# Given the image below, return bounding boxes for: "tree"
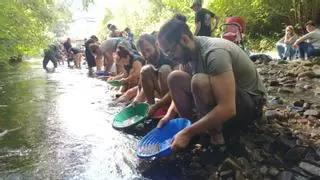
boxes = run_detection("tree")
[0,0,72,67]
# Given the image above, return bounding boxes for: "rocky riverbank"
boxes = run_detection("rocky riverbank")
[137,58,320,180]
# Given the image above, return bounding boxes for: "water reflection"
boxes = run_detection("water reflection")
[0,60,144,179]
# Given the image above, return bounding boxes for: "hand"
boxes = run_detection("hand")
[107,76,114,81]
[147,104,158,117]
[157,115,171,128]
[171,130,192,152]
[293,42,299,49]
[119,78,126,84]
[129,100,139,107]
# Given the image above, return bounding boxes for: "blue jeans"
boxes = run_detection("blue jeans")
[298,42,320,59]
[276,43,296,60]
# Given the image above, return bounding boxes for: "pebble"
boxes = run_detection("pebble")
[265,110,278,120]
[304,109,319,117]
[268,167,280,176]
[278,87,294,93]
[303,103,311,110]
[269,97,283,105]
[304,85,312,90]
[293,100,305,107]
[259,165,268,175]
[270,80,280,87]
[299,162,320,176]
[283,83,296,88]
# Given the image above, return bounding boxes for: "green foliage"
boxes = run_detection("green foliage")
[98,0,319,51]
[0,0,71,68]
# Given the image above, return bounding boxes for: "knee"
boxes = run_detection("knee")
[191,73,209,94]
[158,65,172,75]
[140,65,155,77]
[167,70,190,88]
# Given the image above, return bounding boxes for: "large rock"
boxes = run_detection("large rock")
[304,109,319,118]
[298,71,318,79]
[299,162,320,176]
[278,87,294,93]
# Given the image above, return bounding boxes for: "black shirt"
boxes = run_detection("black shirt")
[195,8,215,36]
[124,54,145,73]
[154,51,177,70]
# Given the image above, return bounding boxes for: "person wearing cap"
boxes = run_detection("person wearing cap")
[293,20,320,59]
[156,16,266,152]
[131,33,178,116]
[191,0,220,37]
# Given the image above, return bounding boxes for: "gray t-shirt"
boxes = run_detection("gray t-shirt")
[304,28,320,49]
[189,37,266,96]
[99,38,121,55]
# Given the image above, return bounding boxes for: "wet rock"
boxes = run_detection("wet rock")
[278,87,294,93]
[268,167,280,176]
[293,100,305,107]
[270,97,284,105]
[284,146,309,164]
[278,77,289,82]
[265,110,278,120]
[267,87,278,93]
[304,110,319,118]
[304,85,312,90]
[295,83,304,88]
[269,70,278,75]
[298,71,317,79]
[270,80,280,87]
[299,162,320,176]
[294,87,305,93]
[276,171,293,180]
[303,103,311,110]
[283,83,296,88]
[259,165,268,175]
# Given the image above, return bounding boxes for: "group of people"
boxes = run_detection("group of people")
[81,0,266,152]
[276,20,320,60]
[42,38,84,71]
[43,0,319,153]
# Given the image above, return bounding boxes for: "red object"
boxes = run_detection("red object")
[225,16,246,33]
[152,107,168,119]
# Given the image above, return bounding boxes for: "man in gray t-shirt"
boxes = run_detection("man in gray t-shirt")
[294,20,320,59]
[157,17,266,152]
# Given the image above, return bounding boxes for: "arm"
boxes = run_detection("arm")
[294,32,312,46]
[157,100,178,128]
[194,21,201,36]
[183,71,236,136]
[152,92,171,109]
[212,15,220,31]
[121,61,142,83]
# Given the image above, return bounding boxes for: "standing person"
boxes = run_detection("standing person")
[85,35,99,74]
[156,16,266,151]
[107,24,121,38]
[132,34,177,117]
[191,0,220,37]
[276,25,299,60]
[43,44,58,71]
[293,20,320,60]
[63,38,73,67]
[124,27,134,44]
